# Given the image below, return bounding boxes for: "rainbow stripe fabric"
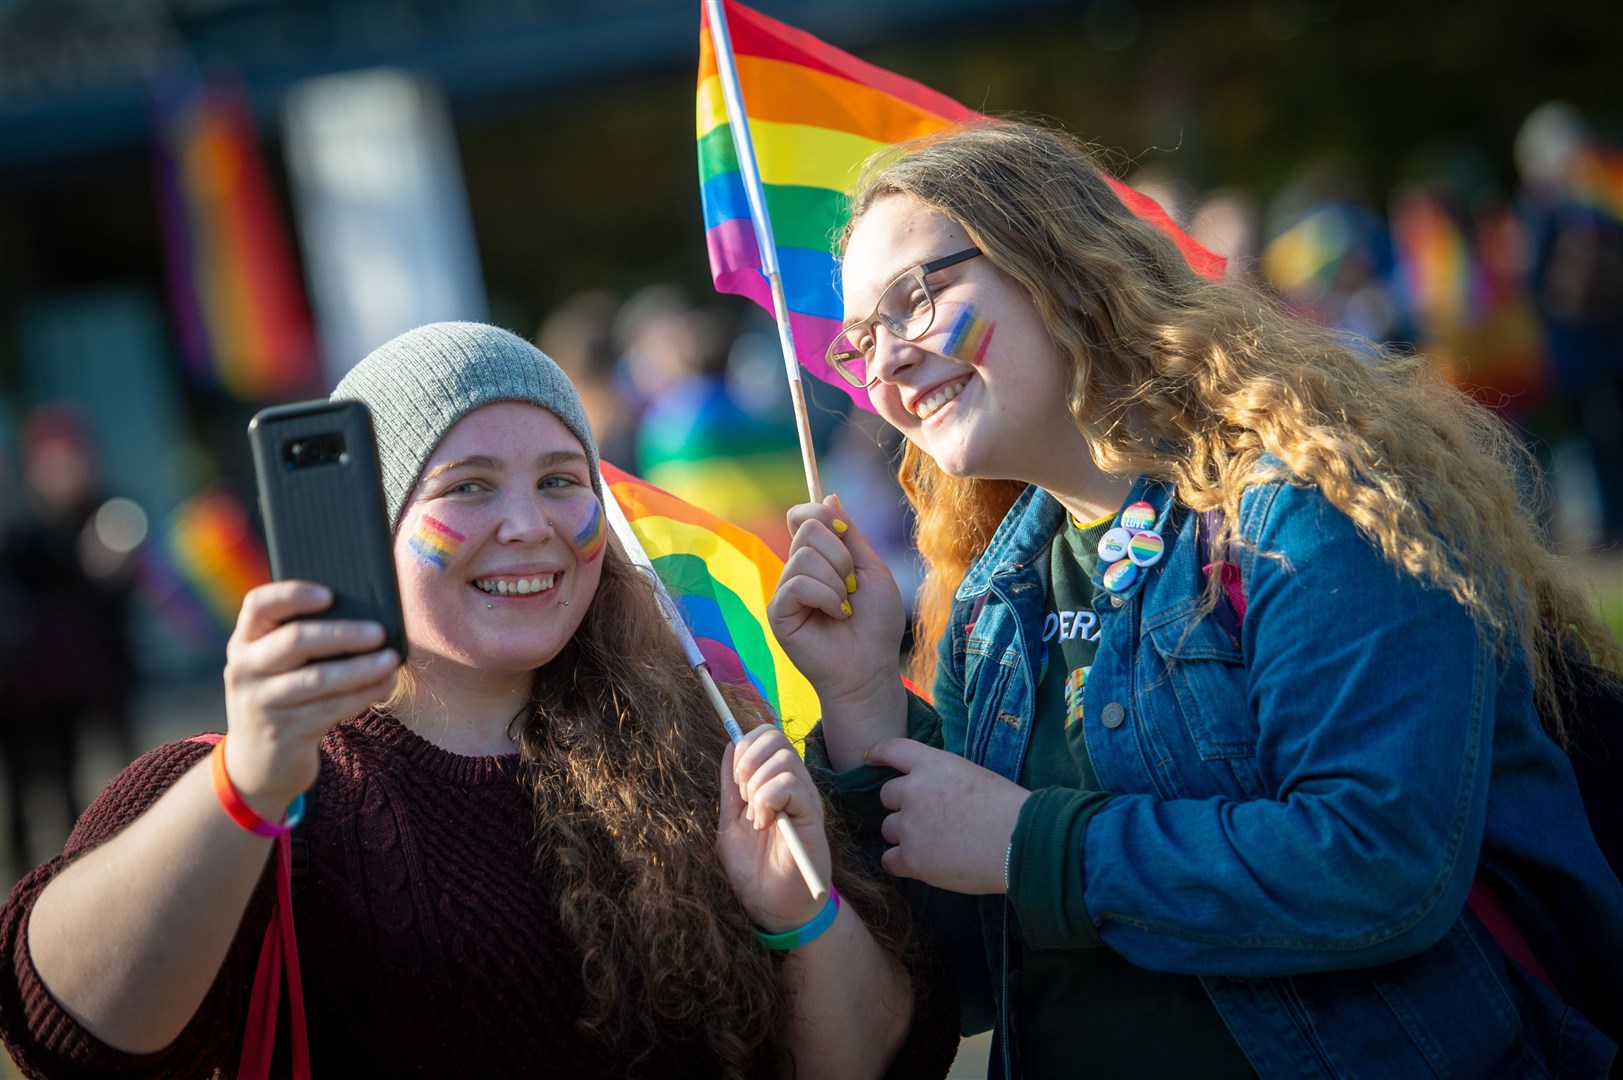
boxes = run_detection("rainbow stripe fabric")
[164,485,272,630]
[153,76,320,401]
[602,461,819,747]
[697,0,1227,411]
[1572,141,1623,224]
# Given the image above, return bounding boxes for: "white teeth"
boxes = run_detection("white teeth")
[916,379,966,420]
[474,574,553,596]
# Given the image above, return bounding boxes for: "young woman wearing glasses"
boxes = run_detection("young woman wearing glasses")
[762,120,1623,1078]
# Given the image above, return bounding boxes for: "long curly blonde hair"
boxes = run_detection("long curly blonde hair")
[843,119,1616,735]
[512,541,916,1077]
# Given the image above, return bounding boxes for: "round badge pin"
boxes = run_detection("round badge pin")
[1102,557,1139,593]
[1097,527,1132,562]
[1119,500,1157,532]
[1127,530,1165,567]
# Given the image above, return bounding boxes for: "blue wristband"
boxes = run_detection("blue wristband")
[754,886,841,951]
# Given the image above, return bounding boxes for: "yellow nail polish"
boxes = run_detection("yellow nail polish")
[845,574,858,594]
[840,599,852,617]
[832,518,848,535]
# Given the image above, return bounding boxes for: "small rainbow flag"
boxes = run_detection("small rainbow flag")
[1391,186,1479,334]
[153,75,320,401]
[165,485,273,630]
[601,460,818,747]
[1571,140,1623,224]
[697,0,1226,411]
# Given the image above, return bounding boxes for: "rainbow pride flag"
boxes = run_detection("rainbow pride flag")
[602,461,818,746]
[697,0,1227,411]
[153,75,320,400]
[164,485,272,630]
[1391,186,1479,334]
[1572,140,1623,224]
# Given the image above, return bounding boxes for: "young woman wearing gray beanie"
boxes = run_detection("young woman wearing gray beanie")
[0,322,958,1078]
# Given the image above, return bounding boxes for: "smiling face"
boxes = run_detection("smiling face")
[393,402,605,684]
[842,193,1086,485]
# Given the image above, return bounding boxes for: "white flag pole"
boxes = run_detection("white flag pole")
[602,475,828,902]
[705,0,823,504]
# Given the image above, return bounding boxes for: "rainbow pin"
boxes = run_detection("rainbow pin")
[941,308,995,364]
[408,516,464,570]
[1127,530,1165,567]
[1119,501,1157,531]
[1102,558,1138,593]
[1064,666,1089,729]
[1097,527,1133,562]
[573,499,606,563]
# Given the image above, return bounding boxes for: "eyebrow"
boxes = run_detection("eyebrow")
[841,261,917,328]
[420,448,589,484]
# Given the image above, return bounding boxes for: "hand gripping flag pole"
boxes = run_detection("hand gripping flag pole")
[702,0,823,504]
[603,472,829,902]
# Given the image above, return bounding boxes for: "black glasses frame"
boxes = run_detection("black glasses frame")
[827,247,982,388]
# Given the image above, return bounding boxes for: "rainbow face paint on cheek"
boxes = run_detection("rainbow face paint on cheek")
[940,306,995,364]
[408,515,464,570]
[571,499,606,563]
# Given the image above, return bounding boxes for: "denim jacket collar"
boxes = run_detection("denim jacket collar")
[955,474,1177,605]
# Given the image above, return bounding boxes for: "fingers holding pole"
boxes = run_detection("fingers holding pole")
[699,665,829,902]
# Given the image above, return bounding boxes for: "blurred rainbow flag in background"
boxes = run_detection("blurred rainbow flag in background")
[696,0,1226,412]
[163,485,271,631]
[1572,141,1623,223]
[602,461,818,746]
[1391,186,1479,335]
[153,75,320,401]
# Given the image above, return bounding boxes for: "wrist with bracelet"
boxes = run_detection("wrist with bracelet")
[209,736,306,837]
[754,886,841,951]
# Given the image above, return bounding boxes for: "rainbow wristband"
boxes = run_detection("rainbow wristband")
[209,736,305,838]
[754,886,841,951]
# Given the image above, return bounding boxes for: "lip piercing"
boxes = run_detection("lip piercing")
[560,600,569,607]
[486,602,493,609]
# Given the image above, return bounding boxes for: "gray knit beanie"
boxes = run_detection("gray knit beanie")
[332,321,601,532]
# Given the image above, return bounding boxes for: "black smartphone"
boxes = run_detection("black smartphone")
[248,399,407,661]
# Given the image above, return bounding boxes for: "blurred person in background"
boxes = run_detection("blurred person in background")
[771,120,1623,1078]
[1518,102,1623,548]
[535,288,638,469]
[623,284,805,554]
[0,323,957,1079]
[0,403,138,883]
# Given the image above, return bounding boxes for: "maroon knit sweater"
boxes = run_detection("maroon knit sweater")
[0,712,959,1078]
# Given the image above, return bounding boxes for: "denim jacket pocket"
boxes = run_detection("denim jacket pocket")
[1144,610,1261,791]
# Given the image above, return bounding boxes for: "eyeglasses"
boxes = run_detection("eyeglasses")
[826,247,982,388]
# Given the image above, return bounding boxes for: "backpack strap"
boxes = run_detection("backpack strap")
[1195,515,1560,999]
[187,734,311,1080]
[1198,510,1247,633]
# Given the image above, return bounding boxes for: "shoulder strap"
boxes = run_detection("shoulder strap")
[1198,510,1247,631]
[186,734,311,1079]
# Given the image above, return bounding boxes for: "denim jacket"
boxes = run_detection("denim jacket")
[809,473,1623,1079]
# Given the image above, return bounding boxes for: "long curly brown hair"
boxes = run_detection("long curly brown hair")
[844,119,1617,734]
[512,540,917,1077]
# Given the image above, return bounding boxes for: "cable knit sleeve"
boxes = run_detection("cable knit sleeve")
[0,735,278,1079]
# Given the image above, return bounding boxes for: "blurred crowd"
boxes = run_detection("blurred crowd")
[3,99,1620,885]
[1173,101,1623,547]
